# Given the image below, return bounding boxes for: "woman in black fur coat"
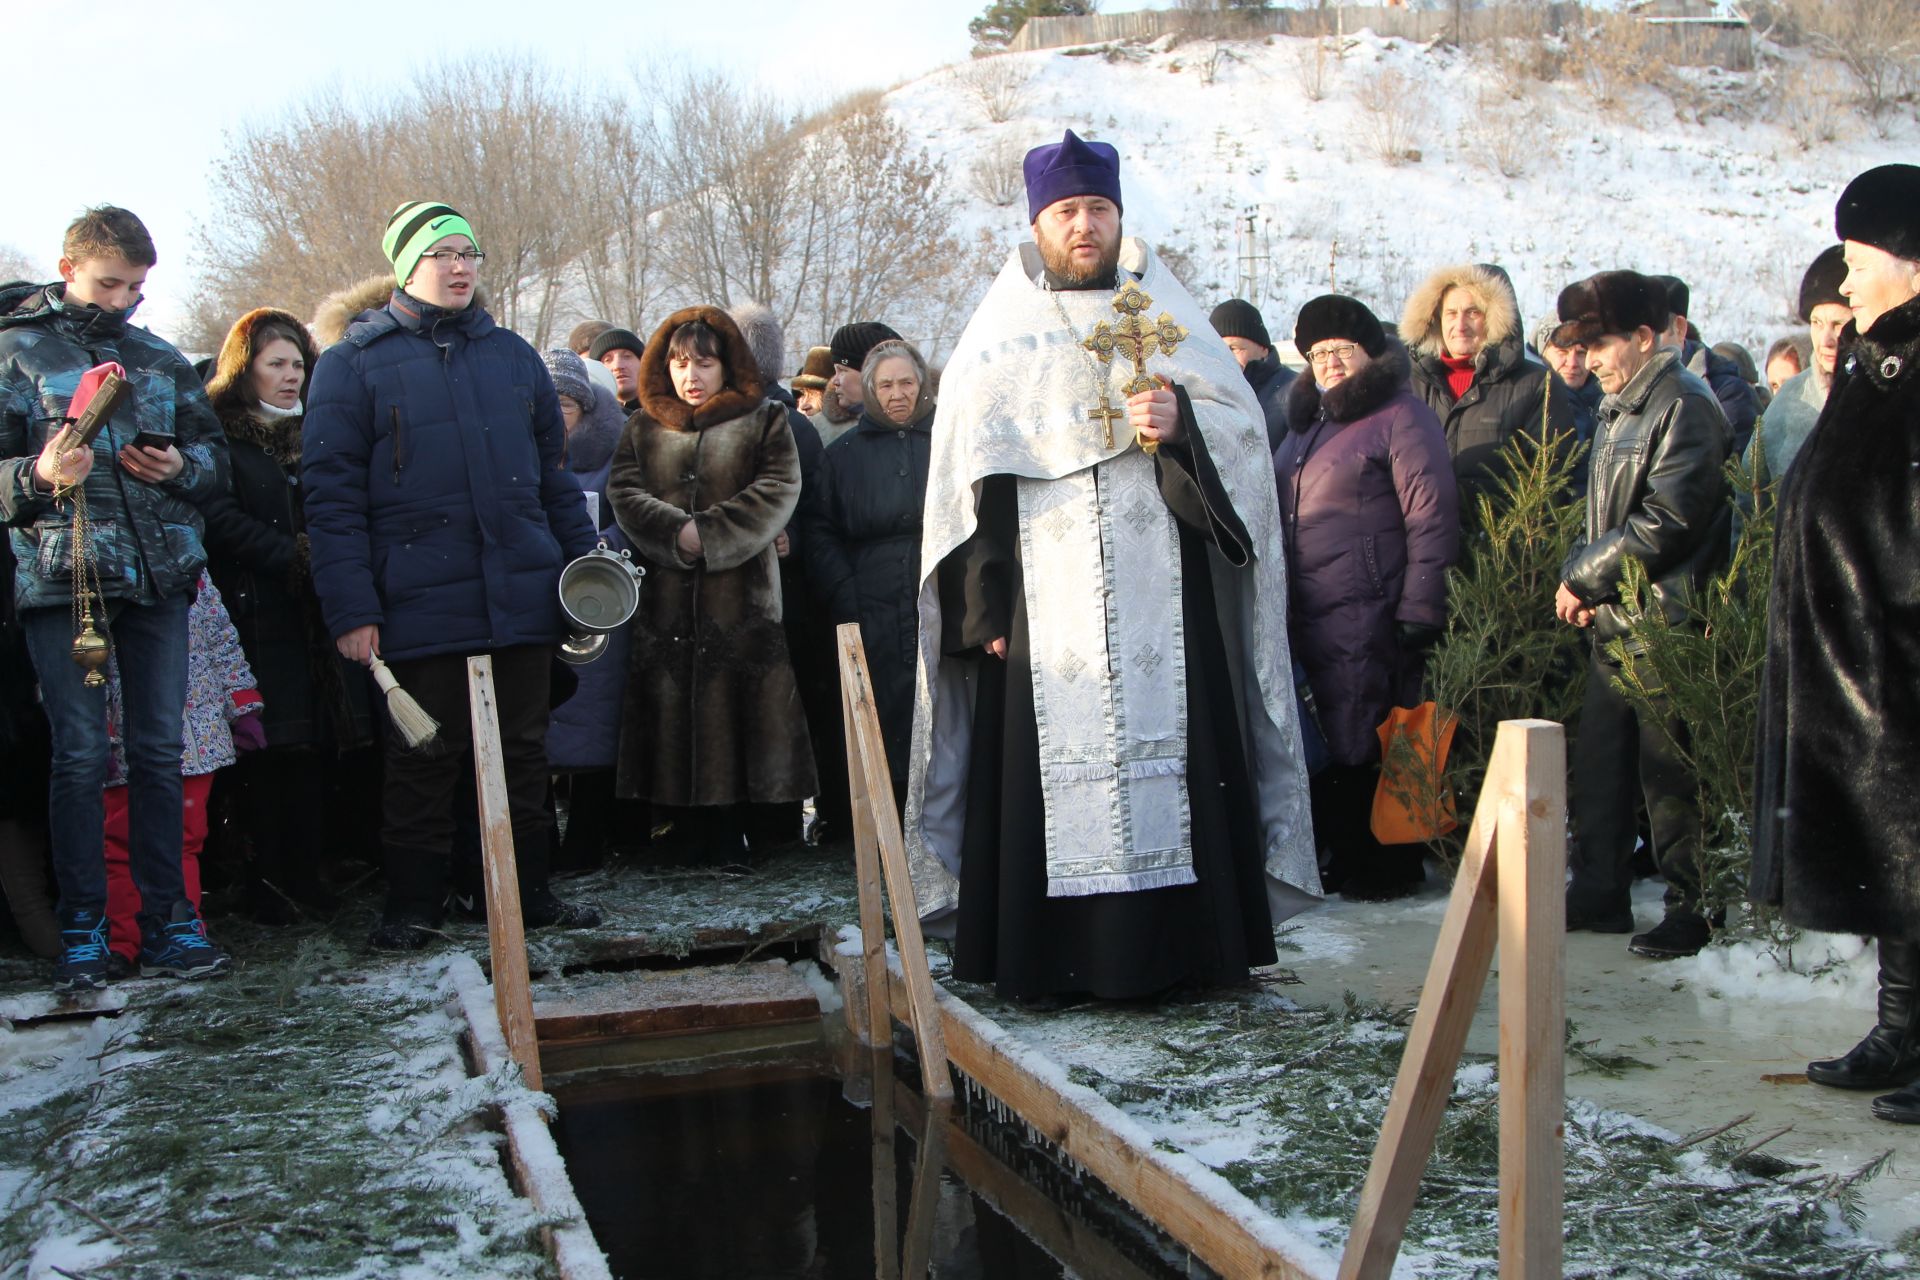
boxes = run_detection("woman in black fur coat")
[1752,164,1920,1124]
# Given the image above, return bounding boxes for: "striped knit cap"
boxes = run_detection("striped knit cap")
[382,201,479,289]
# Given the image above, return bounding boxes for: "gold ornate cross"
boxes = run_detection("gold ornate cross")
[1082,279,1190,452]
[1085,395,1125,449]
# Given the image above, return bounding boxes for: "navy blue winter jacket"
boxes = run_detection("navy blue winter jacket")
[301,292,598,662]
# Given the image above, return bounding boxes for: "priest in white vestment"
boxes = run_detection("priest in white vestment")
[903,130,1322,1002]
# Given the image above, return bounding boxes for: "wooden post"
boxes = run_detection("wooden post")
[868,1047,901,1280]
[1497,721,1566,1280]
[841,651,893,1049]
[901,1100,950,1279]
[837,624,953,1102]
[1339,719,1566,1280]
[467,655,542,1093]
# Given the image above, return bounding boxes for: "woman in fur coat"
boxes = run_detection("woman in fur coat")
[200,307,374,919]
[1752,165,1920,1124]
[1275,295,1459,900]
[607,306,817,859]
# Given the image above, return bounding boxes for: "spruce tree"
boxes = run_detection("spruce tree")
[969,0,1099,54]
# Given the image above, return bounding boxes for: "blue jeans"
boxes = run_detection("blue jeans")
[20,593,190,931]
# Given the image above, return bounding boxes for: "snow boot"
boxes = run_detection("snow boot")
[1871,1078,1920,1123]
[1627,910,1711,959]
[138,900,232,980]
[53,909,111,992]
[1565,893,1636,934]
[523,887,601,930]
[1808,939,1920,1090]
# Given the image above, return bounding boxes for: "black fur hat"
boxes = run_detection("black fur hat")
[1835,164,1920,262]
[1293,294,1387,361]
[1551,270,1670,349]
[1798,245,1848,321]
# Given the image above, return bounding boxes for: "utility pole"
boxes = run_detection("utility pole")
[1235,211,1267,300]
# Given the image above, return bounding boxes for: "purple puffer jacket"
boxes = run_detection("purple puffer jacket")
[1274,342,1460,766]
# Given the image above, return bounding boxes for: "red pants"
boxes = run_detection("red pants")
[104,773,209,961]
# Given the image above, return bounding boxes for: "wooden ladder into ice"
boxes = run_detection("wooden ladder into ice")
[837,620,1566,1279]
[1340,718,1568,1280]
[836,623,953,1103]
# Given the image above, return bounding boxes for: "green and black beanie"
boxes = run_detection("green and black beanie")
[382,201,479,288]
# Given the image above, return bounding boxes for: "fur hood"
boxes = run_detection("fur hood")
[1286,339,1414,428]
[205,307,313,420]
[311,273,491,348]
[1399,263,1520,358]
[636,305,766,431]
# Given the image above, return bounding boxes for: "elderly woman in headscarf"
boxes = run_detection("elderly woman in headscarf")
[800,338,935,800]
[541,348,633,871]
[1753,165,1920,1126]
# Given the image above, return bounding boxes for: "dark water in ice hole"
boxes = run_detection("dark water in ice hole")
[551,1066,1215,1280]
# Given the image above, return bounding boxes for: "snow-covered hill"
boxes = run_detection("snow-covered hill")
[882,28,1906,361]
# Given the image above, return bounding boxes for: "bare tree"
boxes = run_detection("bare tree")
[189,55,602,350]
[576,90,667,331]
[1356,68,1425,166]
[0,243,45,284]
[967,137,1027,208]
[1786,0,1919,127]
[957,57,1034,124]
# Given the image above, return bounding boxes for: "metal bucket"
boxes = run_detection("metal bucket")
[557,542,644,664]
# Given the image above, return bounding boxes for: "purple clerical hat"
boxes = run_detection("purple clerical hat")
[1023,129,1123,223]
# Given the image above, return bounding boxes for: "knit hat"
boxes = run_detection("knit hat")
[830,321,901,371]
[383,201,478,289]
[1293,294,1388,361]
[1836,164,1920,261]
[1797,245,1848,321]
[1651,274,1690,321]
[1209,299,1272,350]
[1532,315,1566,353]
[1551,270,1670,349]
[588,327,645,363]
[541,348,596,412]
[1023,129,1123,223]
[793,345,833,390]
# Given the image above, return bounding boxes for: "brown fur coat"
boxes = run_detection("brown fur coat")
[607,306,817,806]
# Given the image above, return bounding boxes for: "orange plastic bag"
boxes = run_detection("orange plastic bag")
[1370,702,1460,845]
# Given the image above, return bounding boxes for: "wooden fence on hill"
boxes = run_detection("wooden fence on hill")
[1008,3,1754,72]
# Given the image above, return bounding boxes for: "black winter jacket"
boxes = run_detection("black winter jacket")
[1560,351,1730,648]
[201,407,373,748]
[1409,336,1571,501]
[1681,338,1758,460]
[800,407,933,780]
[1243,349,1296,453]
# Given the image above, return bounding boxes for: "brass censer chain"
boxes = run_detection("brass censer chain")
[53,445,109,687]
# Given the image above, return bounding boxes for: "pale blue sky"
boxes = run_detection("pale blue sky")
[6,0,1154,332]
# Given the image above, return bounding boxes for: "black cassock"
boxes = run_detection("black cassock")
[936,405,1278,1001]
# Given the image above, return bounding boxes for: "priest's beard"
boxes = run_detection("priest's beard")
[1036,224,1122,290]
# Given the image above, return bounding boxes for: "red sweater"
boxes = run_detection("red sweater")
[1440,352,1476,401]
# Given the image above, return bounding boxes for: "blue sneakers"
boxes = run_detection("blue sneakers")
[53,910,112,992]
[137,900,232,980]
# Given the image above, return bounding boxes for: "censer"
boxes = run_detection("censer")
[53,366,131,688]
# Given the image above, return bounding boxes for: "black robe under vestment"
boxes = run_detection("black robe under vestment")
[935,390,1278,1001]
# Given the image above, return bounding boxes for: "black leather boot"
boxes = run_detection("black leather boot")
[1871,1078,1920,1123]
[1807,939,1920,1089]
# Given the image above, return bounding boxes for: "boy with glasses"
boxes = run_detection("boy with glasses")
[303,200,603,950]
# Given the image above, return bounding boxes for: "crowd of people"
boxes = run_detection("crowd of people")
[1,147,1916,1124]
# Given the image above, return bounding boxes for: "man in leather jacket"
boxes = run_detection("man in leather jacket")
[1550,270,1731,960]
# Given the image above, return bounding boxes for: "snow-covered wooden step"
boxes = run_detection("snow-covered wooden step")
[532,960,820,1045]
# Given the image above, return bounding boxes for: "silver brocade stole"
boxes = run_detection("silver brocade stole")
[1016,447,1195,897]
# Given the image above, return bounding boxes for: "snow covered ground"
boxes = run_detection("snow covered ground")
[878,28,1905,363]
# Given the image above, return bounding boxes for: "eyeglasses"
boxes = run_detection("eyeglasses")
[421,249,485,265]
[1306,343,1360,367]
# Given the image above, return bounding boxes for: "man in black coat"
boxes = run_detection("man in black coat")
[1552,270,1730,960]
[1209,298,1295,453]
